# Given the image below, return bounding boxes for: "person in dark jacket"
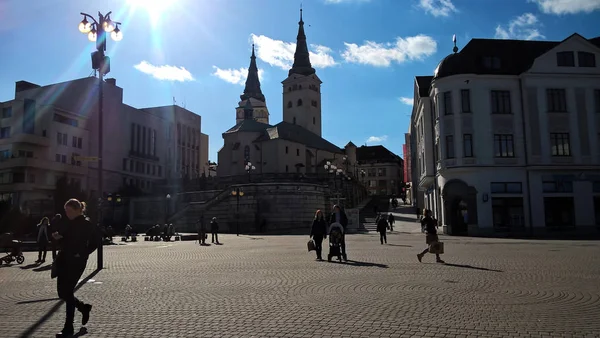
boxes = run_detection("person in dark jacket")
[210,217,220,244]
[376,216,388,244]
[328,205,348,261]
[197,215,206,245]
[52,198,99,337]
[310,210,328,260]
[36,217,50,263]
[417,209,444,263]
[387,213,395,232]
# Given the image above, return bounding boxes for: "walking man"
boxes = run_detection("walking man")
[377,216,388,244]
[387,213,395,232]
[197,215,206,245]
[210,217,220,244]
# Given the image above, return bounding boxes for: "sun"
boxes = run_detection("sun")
[127,0,178,25]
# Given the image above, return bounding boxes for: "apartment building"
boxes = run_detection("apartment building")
[0,77,208,210]
[410,33,600,236]
[356,145,403,196]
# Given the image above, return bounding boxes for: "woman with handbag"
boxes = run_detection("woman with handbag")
[309,210,327,260]
[35,217,50,263]
[417,209,444,263]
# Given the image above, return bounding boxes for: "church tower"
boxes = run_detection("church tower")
[282,9,323,137]
[236,44,270,124]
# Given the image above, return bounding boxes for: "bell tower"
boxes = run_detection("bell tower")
[281,8,322,136]
[236,44,270,124]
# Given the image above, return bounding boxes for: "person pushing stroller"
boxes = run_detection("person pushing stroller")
[327,222,344,262]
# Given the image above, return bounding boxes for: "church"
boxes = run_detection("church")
[217,10,353,177]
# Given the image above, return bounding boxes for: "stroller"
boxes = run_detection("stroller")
[1,233,25,265]
[327,224,344,262]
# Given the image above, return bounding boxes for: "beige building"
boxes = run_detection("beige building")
[217,10,347,177]
[0,77,208,210]
[356,145,404,196]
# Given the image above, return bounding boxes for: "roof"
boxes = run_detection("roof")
[356,145,402,163]
[433,33,600,80]
[415,76,433,97]
[289,9,316,77]
[223,119,272,135]
[254,121,342,153]
[240,45,266,102]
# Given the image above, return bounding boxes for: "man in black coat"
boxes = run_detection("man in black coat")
[328,205,348,261]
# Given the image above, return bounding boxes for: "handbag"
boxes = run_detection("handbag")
[307,239,316,252]
[428,241,444,254]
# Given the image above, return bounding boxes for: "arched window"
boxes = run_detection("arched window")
[297,99,303,106]
[244,145,250,161]
[287,101,292,108]
[293,117,296,124]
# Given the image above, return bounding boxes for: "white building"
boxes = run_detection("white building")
[0,77,208,212]
[411,33,600,236]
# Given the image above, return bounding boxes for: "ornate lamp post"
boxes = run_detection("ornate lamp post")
[77,11,122,270]
[165,194,171,224]
[231,188,245,236]
[245,161,256,182]
[106,193,121,225]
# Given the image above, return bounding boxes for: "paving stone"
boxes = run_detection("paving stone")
[0,233,599,337]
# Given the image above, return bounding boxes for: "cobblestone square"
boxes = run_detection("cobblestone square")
[1,232,599,337]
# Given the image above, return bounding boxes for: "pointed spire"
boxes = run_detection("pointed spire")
[289,7,316,77]
[241,44,266,102]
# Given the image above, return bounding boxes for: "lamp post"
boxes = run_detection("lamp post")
[77,12,122,270]
[165,194,171,224]
[245,161,256,182]
[96,197,104,269]
[231,188,244,236]
[360,169,366,183]
[106,193,121,225]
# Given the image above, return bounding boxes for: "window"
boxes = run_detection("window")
[61,155,67,163]
[244,145,250,161]
[57,132,67,145]
[543,181,573,193]
[57,132,62,144]
[443,91,452,115]
[130,160,134,172]
[494,134,515,158]
[483,56,501,69]
[556,51,575,67]
[461,89,471,113]
[158,166,162,177]
[491,90,511,114]
[463,134,473,157]
[445,135,455,159]
[55,154,61,162]
[0,127,10,139]
[77,138,82,149]
[18,150,33,158]
[1,107,12,118]
[369,180,377,188]
[72,136,77,147]
[546,89,567,112]
[578,51,596,67]
[285,146,289,154]
[1,150,10,159]
[123,159,127,170]
[595,90,600,113]
[22,99,36,134]
[550,133,570,156]
[297,99,303,106]
[491,182,522,194]
[367,168,376,177]
[285,165,289,172]
[287,101,292,108]
[296,148,300,156]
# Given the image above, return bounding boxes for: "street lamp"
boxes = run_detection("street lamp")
[77,10,123,208]
[360,169,366,182]
[231,188,245,236]
[245,161,256,182]
[106,193,121,225]
[165,194,171,224]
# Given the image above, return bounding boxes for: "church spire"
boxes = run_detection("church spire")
[289,7,316,77]
[241,44,266,102]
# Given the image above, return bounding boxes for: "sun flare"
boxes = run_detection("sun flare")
[126,0,178,25]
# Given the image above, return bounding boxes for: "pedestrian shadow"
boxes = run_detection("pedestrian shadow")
[214,243,224,245]
[17,298,61,305]
[18,268,101,338]
[442,263,503,273]
[19,263,42,270]
[341,260,389,269]
[199,243,212,246]
[248,237,264,240]
[32,264,52,272]
[386,244,413,247]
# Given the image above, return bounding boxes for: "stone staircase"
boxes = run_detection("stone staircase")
[359,196,391,232]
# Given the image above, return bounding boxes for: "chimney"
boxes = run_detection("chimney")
[105,78,116,86]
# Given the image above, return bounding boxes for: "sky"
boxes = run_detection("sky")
[1,0,599,162]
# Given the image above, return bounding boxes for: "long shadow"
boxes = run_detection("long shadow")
[340,260,389,268]
[17,298,61,305]
[19,263,42,270]
[386,244,413,247]
[18,268,101,338]
[442,263,503,273]
[32,264,52,272]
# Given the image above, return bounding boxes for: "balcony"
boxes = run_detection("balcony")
[0,157,88,175]
[128,150,160,162]
[0,133,51,147]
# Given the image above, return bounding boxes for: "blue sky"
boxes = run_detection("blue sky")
[1,0,599,162]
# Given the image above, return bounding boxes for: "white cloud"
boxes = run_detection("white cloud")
[251,34,337,70]
[495,13,545,41]
[418,0,458,17]
[211,66,265,86]
[366,135,388,144]
[341,35,437,67]
[528,0,600,15]
[399,97,413,105]
[133,61,194,82]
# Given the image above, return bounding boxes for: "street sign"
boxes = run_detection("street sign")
[75,156,100,162]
